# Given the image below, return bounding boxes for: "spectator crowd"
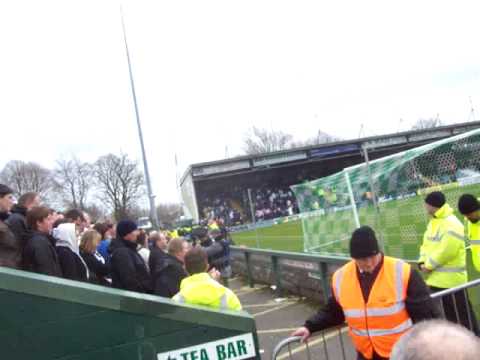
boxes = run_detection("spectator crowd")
[200,185,299,225]
[0,183,241,311]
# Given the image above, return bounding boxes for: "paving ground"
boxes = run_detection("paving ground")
[229,277,356,360]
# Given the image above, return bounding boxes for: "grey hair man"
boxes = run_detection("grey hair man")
[391,319,480,360]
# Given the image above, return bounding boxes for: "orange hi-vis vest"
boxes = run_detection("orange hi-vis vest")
[332,256,412,359]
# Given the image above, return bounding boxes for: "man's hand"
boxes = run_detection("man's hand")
[209,267,221,281]
[291,326,311,343]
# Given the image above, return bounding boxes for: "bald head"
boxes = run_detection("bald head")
[391,320,480,360]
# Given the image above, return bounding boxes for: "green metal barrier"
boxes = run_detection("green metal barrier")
[231,246,349,302]
[0,267,260,360]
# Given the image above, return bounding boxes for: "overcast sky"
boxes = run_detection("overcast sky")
[2,1,480,204]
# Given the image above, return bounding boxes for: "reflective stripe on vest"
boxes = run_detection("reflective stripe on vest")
[343,260,407,318]
[351,319,413,337]
[219,293,228,309]
[428,230,464,242]
[176,294,186,303]
[334,257,412,358]
[334,268,344,303]
[447,230,465,242]
[470,240,480,245]
[428,257,466,273]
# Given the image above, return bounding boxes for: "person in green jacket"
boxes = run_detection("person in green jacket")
[458,194,480,272]
[419,191,478,334]
[173,246,242,311]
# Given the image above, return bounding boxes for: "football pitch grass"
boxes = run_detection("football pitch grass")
[231,183,480,258]
[231,183,480,317]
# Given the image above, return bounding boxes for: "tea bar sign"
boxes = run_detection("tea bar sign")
[157,333,256,360]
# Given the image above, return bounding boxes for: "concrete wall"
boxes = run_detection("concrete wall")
[231,250,345,302]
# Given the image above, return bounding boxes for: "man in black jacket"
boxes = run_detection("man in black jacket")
[0,184,20,268]
[204,229,232,286]
[23,206,62,277]
[6,192,40,249]
[292,226,439,360]
[148,231,169,275]
[152,237,189,297]
[109,220,152,293]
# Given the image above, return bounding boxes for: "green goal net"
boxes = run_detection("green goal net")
[292,127,480,261]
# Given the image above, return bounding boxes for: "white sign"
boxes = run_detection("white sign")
[459,175,480,187]
[253,151,307,167]
[192,161,251,176]
[281,259,318,271]
[157,333,256,360]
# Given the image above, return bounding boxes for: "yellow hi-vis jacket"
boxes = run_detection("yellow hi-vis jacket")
[419,203,467,288]
[173,273,242,311]
[467,218,480,272]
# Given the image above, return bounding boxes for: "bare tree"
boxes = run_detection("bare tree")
[156,203,183,227]
[55,157,93,209]
[83,202,108,223]
[411,117,443,130]
[0,160,56,200]
[243,127,294,155]
[94,153,145,220]
[292,129,341,147]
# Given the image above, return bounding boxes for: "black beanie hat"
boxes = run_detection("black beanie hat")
[458,194,480,215]
[350,226,380,259]
[0,184,13,197]
[424,191,446,208]
[117,219,138,238]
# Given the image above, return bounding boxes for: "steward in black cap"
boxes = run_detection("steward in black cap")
[350,226,380,259]
[458,193,480,275]
[292,225,438,360]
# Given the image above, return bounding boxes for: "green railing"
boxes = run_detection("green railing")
[0,266,260,360]
[231,246,349,302]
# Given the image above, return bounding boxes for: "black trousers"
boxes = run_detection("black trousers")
[430,286,479,335]
[357,351,388,360]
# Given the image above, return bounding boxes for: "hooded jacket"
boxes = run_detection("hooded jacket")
[173,273,242,311]
[419,203,467,288]
[109,238,152,293]
[54,223,89,282]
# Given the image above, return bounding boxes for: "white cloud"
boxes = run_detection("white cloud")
[1,0,480,205]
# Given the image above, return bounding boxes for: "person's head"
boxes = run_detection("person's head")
[350,226,381,273]
[136,229,148,248]
[168,237,190,263]
[50,210,63,223]
[390,319,480,360]
[27,206,54,234]
[209,229,223,242]
[458,194,480,223]
[52,217,68,229]
[424,191,446,216]
[17,192,41,210]
[184,246,209,275]
[116,219,139,242]
[79,230,102,254]
[64,209,85,226]
[93,222,109,240]
[0,184,15,213]
[80,211,91,232]
[150,231,168,251]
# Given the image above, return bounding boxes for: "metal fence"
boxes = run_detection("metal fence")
[271,278,480,360]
